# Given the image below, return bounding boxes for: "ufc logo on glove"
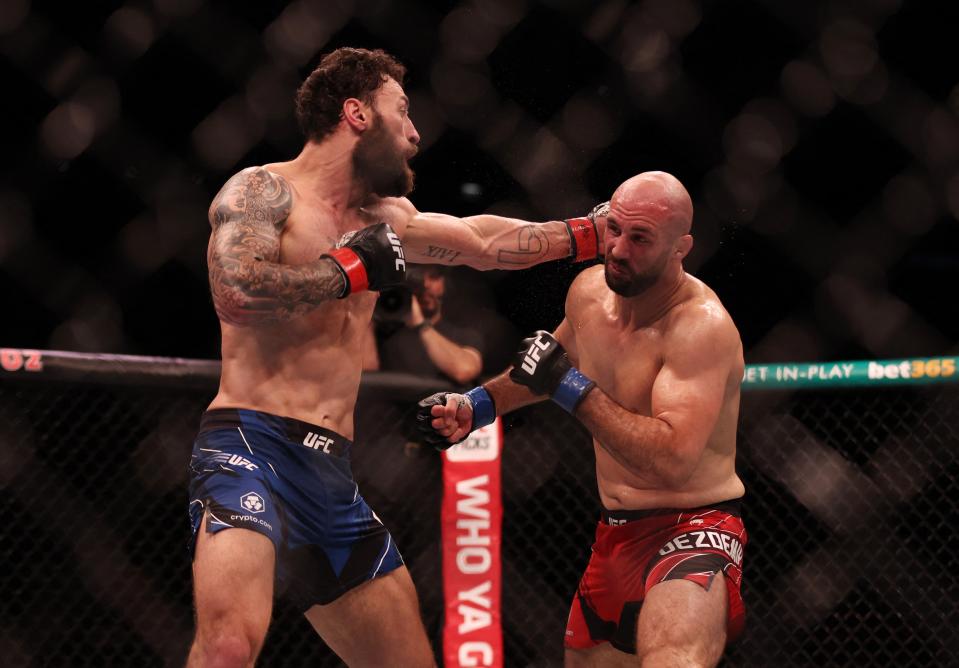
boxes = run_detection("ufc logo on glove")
[387,231,406,272]
[508,330,595,413]
[521,335,551,374]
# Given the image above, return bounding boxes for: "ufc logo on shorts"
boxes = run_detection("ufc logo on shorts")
[303,431,333,453]
[521,334,551,374]
[387,231,406,272]
[227,454,258,471]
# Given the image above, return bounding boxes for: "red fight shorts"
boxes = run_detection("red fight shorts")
[565,499,747,654]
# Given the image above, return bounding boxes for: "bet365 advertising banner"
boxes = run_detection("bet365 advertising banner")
[741,356,957,388]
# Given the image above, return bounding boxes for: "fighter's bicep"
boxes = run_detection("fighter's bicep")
[650,334,732,455]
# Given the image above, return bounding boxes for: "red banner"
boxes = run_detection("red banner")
[441,418,503,668]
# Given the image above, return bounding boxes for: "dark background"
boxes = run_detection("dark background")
[2,3,959,667]
[2,0,957,363]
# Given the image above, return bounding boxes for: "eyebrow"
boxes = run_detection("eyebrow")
[611,218,656,237]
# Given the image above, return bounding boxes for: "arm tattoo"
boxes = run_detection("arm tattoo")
[496,225,550,266]
[207,167,344,325]
[425,245,461,263]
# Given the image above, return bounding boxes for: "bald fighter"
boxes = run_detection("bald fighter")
[186,47,607,668]
[417,172,747,667]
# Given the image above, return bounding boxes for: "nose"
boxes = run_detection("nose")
[407,119,420,146]
[606,236,625,259]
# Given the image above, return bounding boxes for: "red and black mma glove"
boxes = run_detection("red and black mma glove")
[509,330,595,414]
[415,387,497,450]
[322,223,406,298]
[564,201,609,262]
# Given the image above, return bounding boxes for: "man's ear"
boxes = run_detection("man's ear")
[342,98,370,131]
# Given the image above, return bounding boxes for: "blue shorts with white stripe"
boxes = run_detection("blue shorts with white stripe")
[188,408,403,611]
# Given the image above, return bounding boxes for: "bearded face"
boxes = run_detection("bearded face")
[352,111,415,197]
[603,245,671,297]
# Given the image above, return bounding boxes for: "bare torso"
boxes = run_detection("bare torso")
[567,267,745,510]
[209,164,410,439]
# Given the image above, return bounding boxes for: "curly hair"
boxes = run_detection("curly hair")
[294,47,407,142]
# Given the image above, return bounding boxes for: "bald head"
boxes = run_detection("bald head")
[610,171,693,239]
[602,171,694,297]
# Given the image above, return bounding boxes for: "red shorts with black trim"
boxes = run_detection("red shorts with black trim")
[565,499,747,654]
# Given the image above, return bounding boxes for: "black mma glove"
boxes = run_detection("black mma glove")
[564,201,609,262]
[415,387,497,450]
[322,223,406,298]
[509,330,595,413]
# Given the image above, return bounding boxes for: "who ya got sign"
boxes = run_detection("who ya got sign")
[441,419,504,667]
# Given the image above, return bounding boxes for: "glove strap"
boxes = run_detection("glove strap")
[323,248,368,297]
[464,386,497,430]
[552,367,595,414]
[564,217,599,262]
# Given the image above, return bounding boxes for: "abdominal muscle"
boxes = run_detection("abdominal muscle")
[208,294,376,439]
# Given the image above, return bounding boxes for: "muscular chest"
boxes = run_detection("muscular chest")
[574,314,664,415]
[274,201,380,333]
[279,202,345,265]
[278,198,402,262]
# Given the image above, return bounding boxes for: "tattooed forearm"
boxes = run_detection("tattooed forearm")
[210,253,345,326]
[425,245,461,263]
[406,213,568,269]
[495,225,550,266]
[207,167,345,325]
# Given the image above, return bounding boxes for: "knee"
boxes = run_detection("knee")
[192,631,257,668]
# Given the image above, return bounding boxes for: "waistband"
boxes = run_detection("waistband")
[199,408,352,458]
[601,498,743,526]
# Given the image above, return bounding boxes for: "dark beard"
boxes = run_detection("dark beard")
[352,117,415,197]
[604,256,666,297]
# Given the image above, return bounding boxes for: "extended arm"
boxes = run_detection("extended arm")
[413,367,544,448]
[401,204,606,270]
[413,320,576,447]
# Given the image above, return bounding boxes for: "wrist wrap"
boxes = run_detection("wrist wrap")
[464,386,496,431]
[324,248,368,297]
[552,367,595,413]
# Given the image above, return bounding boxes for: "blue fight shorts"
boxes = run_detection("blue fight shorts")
[187,408,404,611]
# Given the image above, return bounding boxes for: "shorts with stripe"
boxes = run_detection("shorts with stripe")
[565,500,747,653]
[187,408,403,611]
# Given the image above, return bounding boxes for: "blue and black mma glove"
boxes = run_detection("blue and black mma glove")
[509,330,595,413]
[416,387,497,450]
